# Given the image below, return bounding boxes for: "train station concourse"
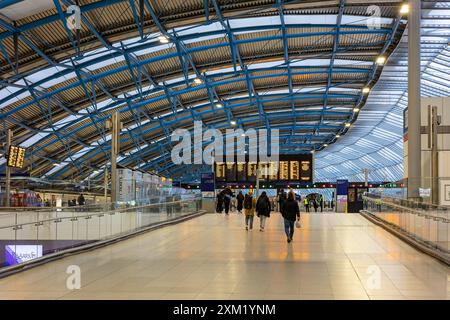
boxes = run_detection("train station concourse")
[0,0,449,304]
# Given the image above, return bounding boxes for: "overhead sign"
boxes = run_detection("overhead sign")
[201,173,215,192]
[7,145,26,168]
[214,154,313,184]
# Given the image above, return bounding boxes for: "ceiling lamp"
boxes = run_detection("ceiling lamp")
[215,103,223,108]
[336,134,340,138]
[376,56,386,65]
[323,144,328,147]
[345,123,351,127]
[194,78,202,84]
[158,35,169,43]
[353,107,360,113]
[230,120,237,126]
[362,87,370,94]
[400,3,409,14]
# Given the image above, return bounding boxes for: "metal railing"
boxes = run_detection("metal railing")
[0,197,202,271]
[362,194,449,256]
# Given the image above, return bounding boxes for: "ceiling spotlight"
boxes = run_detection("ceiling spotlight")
[323,144,328,147]
[215,103,223,108]
[336,134,340,138]
[241,133,246,137]
[353,107,360,112]
[194,78,202,84]
[158,35,169,43]
[376,56,386,65]
[230,120,237,126]
[362,87,370,94]
[400,3,409,14]
[345,123,351,127]
[311,150,315,154]
[53,163,60,166]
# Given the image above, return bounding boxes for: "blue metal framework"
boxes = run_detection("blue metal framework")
[0,0,409,182]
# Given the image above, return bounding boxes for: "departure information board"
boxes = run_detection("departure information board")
[7,146,26,168]
[214,154,313,184]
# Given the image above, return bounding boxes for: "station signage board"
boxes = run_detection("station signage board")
[214,154,313,184]
[7,145,26,168]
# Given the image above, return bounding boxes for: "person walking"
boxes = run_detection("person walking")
[278,190,287,214]
[256,191,271,232]
[77,194,85,206]
[319,196,324,212]
[281,192,300,243]
[236,191,244,214]
[312,196,318,212]
[216,192,224,213]
[303,196,310,212]
[223,189,232,215]
[243,191,256,230]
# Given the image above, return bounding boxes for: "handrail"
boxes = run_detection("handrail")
[363,196,450,223]
[0,199,200,230]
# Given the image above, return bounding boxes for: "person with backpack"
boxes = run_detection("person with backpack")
[278,190,287,214]
[303,197,309,212]
[312,196,319,212]
[236,191,244,214]
[282,191,300,243]
[256,191,271,232]
[243,191,256,230]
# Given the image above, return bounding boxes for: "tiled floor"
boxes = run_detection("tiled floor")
[0,212,448,300]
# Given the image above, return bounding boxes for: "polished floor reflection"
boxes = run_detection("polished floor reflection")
[0,213,448,300]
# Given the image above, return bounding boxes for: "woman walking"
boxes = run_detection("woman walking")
[281,192,300,243]
[243,191,256,230]
[256,191,271,232]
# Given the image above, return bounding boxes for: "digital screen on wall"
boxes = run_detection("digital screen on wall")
[214,154,313,184]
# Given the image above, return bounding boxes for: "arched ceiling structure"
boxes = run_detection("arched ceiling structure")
[0,0,408,182]
[316,0,450,182]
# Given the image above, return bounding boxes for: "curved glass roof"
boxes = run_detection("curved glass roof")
[0,0,445,183]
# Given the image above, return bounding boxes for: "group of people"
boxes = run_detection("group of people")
[302,194,324,213]
[216,189,301,243]
[67,194,86,207]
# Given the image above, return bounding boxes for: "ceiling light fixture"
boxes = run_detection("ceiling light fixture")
[400,3,409,14]
[194,78,202,84]
[230,120,237,126]
[376,56,386,65]
[362,87,370,94]
[353,108,360,112]
[158,35,169,43]
[345,123,351,127]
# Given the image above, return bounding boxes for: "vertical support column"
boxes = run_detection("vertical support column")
[430,106,439,204]
[110,111,121,204]
[407,0,421,199]
[104,166,108,203]
[5,129,11,207]
[363,168,369,187]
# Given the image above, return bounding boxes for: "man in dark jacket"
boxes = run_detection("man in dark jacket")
[223,188,232,215]
[216,192,224,213]
[256,191,271,232]
[236,191,244,214]
[281,191,300,243]
[278,191,287,214]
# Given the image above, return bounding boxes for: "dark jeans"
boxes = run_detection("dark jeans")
[284,219,295,239]
[224,201,230,214]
